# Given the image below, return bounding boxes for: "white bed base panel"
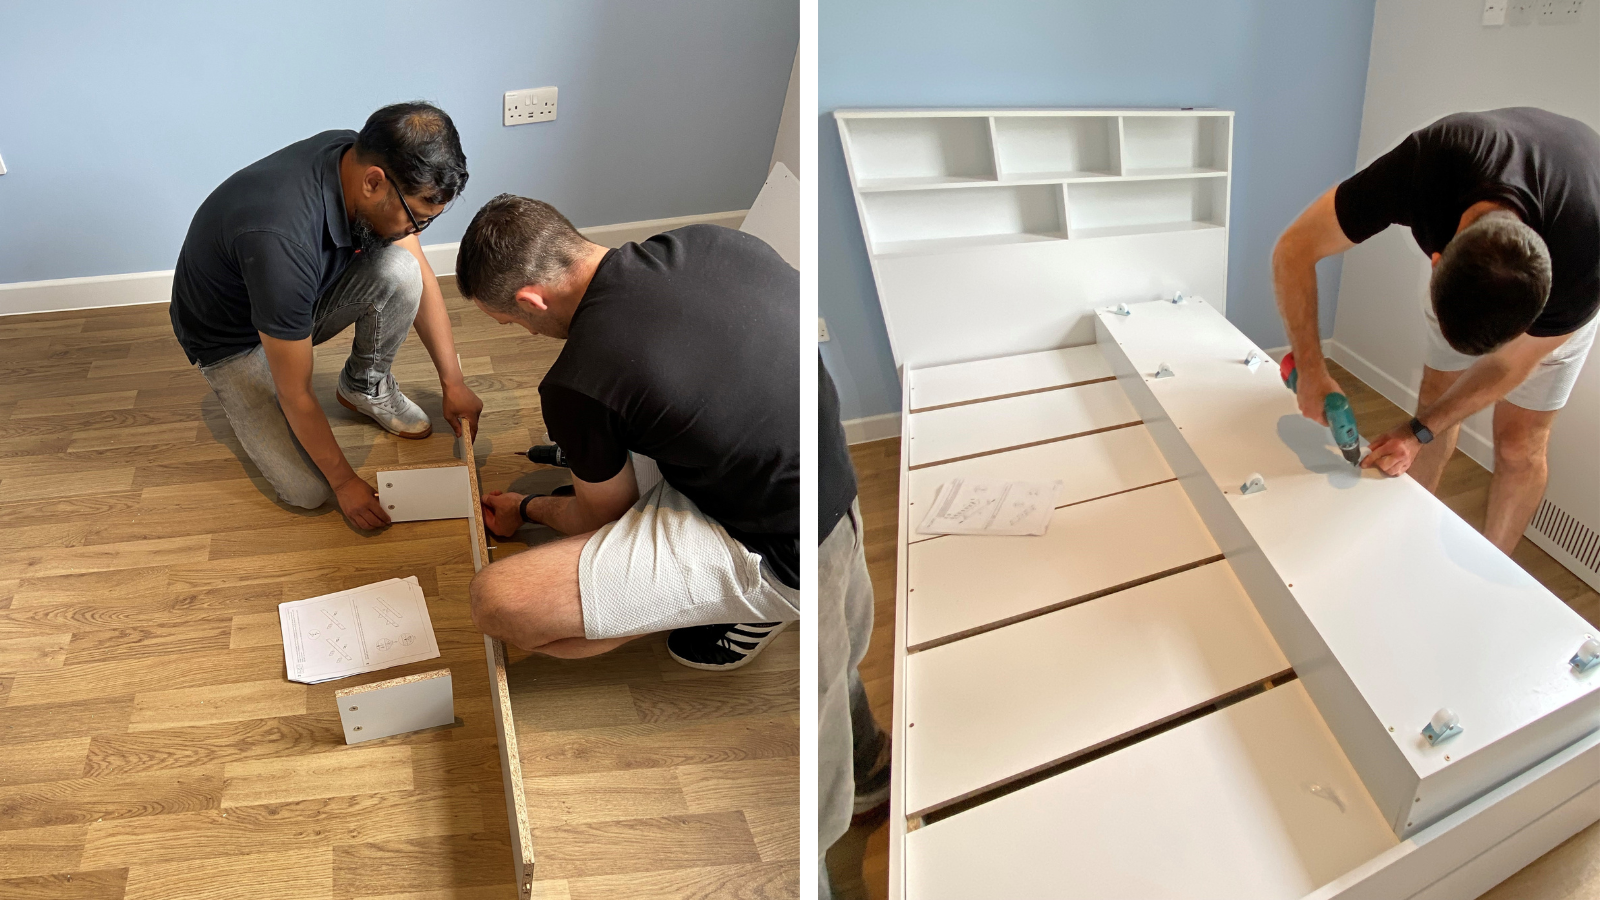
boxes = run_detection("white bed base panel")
[907,479,1221,648]
[904,560,1289,816]
[907,377,1136,467]
[908,345,1111,411]
[875,229,1227,370]
[1095,299,1600,838]
[906,423,1173,543]
[906,682,1399,900]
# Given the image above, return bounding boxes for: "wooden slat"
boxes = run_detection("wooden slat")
[908,345,1111,411]
[907,378,1137,467]
[904,561,1288,814]
[906,424,1172,543]
[906,480,1221,647]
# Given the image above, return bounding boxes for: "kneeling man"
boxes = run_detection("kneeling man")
[1273,107,1598,553]
[456,196,799,665]
[169,102,483,530]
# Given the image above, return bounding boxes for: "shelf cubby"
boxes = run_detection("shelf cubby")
[863,183,1066,257]
[1065,177,1227,240]
[992,116,1121,180]
[843,116,997,190]
[1119,114,1230,177]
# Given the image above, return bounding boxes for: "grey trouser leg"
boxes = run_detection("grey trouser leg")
[198,245,422,509]
[818,498,885,899]
[312,244,422,396]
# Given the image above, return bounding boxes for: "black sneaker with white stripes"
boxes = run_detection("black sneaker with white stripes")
[667,621,789,671]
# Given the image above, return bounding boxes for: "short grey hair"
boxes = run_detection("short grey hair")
[455,194,591,312]
[1431,211,1552,356]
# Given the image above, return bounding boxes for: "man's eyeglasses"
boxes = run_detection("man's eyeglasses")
[382,168,442,235]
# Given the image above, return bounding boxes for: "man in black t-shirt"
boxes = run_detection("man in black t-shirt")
[170,102,483,529]
[454,195,799,662]
[1272,108,1599,554]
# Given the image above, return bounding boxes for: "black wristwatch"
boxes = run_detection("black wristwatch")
[1409,417,1434,445]
[518,493,538,524]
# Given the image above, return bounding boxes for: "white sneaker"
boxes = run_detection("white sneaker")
[337,373,432,439]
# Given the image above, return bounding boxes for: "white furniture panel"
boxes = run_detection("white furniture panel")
[1097,298,1600,836]
[907,480,1220,647]
[907,425,1172,544]
[841,116,996,189]
[992,115,1120,179]
[874,229,1228,369]
[1120,112,1231,175]
[906,682,1397,900]
[908,378,1136,467]
[904,561,1288,815]
[909,345,1111,411]
[863,184,1066,257]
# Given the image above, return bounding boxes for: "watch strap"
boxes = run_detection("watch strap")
[1409,417,1434,444]
[518,492,538,524]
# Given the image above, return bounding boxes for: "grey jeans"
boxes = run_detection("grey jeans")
[199,244,422,509]
[818,499,887,900]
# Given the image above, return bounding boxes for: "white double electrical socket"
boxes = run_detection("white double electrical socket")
[504,87,557,126]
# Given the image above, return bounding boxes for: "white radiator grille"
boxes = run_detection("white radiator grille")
[1530,498,1600,578]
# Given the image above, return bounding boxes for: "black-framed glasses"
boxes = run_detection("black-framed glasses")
[382,168,440,235]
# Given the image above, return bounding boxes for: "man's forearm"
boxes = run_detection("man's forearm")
[522,495,613,536]
[279,390,359,488]
[412,280,464,386]
[1272,251,1327,370]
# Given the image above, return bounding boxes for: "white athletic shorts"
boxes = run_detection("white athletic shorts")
[1423,295,1598,412]
[577,480,800,641]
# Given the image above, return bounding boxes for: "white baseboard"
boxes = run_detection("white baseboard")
[0,209,749,318]
[844,412,901,445]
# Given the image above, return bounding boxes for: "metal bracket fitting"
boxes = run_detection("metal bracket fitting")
[1239,473,1266,495]
[1571,637,1600,673]
[1245,350,1267,372]
[1422,708,1463,746]
[1110,303,1132,316]
[1153,363,1175,379]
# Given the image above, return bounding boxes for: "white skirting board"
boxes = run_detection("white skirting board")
[844,412,901,444]
[0,209,747,317]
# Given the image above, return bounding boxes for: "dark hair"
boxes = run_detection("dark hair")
[354,101,468,205]
[456,194,592,312]
[1431,213,1552,355]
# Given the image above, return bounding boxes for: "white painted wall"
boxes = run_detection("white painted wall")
[1329,0,1600,587]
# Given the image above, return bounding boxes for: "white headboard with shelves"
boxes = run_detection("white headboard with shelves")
[836,109,1234,370]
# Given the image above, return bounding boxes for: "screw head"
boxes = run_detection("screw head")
[349,706,358,711]
[354,726,363,731]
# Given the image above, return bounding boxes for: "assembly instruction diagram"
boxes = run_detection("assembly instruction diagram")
[279,576,441,684]
[917,478,1064,537]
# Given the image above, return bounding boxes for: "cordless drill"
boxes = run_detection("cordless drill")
[1280,352,1361,466]
[523,443,569,467]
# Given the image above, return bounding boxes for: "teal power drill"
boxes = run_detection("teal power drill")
[1280,352,1361,466]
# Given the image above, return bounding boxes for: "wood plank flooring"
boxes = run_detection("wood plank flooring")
[0,280,797,899]
[827,359,1600,900]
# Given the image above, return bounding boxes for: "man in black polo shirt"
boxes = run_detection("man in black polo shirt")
[1272,108,1599,553]
[454,195,798,663]
[170,102,482,529]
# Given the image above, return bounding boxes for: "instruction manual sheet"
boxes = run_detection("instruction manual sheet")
[917,478,1063,537]
[279,577,440,684]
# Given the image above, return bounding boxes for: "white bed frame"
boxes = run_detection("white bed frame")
[837,108,1600,900]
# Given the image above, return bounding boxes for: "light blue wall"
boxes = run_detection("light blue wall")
[820,1,1376,422]
[0,0,796,284]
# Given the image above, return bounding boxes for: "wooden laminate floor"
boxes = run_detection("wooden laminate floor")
[0,280,797,899]
[828,359,1600,900]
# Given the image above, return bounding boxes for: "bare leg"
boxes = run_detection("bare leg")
[468,532,641,658]
[1485,401,1557,554]
[1408,366,1465,494]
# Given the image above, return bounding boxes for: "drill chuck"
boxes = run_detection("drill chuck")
[524,443,570,468]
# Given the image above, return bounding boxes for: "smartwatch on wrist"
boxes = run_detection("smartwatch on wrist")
[1409,417,1434,445]
[518,493,538,524]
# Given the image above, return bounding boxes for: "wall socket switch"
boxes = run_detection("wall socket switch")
[1536,0,1584,24]
[818,317,830,342]
[1507,0,1538,24]
[504,87,557,127]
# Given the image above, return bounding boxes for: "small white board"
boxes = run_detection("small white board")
[907,480,1219,647]
[739,161,799,268]
[336,668,454,744]
[909,378,1137,467]
[378,466,471,522]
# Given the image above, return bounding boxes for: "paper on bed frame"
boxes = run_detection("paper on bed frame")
[279,576,441,684]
